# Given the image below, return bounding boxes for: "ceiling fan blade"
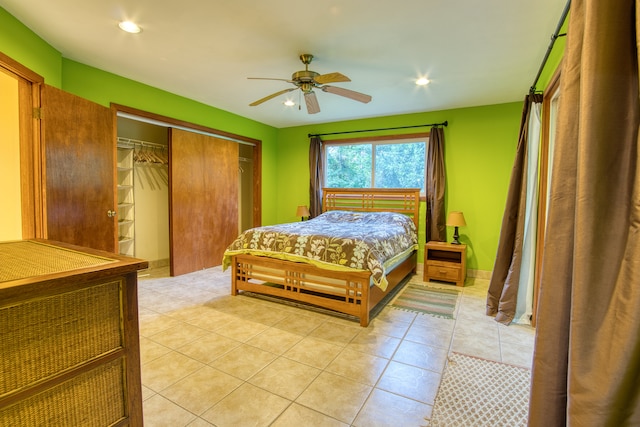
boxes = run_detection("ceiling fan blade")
[249,88,297,106]
[314,72,351,84]
[304,92,320,114]
[322,85,372,103]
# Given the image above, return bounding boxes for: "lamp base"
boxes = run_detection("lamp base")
[451,226,461,245]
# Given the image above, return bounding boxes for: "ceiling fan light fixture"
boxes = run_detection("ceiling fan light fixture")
[416,77,430,86]
[283,99,295,106]
[248,53,372,114]
[118,21,142,34]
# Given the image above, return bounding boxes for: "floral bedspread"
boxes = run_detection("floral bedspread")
[222,211,418,291]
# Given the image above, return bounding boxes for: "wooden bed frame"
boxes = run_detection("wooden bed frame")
[230,188,421,326]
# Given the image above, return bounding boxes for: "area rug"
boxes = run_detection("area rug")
[428,353,531,427]
[390,283,459,319]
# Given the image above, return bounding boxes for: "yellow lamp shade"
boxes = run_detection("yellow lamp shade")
[447,211,466,227]
[447,211,466,244]
[296,205,310,219]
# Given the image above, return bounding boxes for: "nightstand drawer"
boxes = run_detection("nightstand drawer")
[426,264,461,281]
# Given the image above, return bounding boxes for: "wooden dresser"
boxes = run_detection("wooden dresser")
[0,240,147,426]
[423,241,467,287]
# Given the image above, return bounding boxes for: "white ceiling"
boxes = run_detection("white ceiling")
[1,0,567,128]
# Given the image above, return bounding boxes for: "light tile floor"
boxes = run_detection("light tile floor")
[137,266,535,427]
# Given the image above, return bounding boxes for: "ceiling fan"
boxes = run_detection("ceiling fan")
[248,54,372,114]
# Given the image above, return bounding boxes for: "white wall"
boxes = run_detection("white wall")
[134,164,170,263]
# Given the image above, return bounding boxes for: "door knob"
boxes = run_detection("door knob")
[107,210,117,218]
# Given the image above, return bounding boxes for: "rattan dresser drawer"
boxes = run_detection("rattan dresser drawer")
[1,280,123,395]
[0,240,147,427]
[1,358,126,426]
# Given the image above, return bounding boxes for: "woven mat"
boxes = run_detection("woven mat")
[0,241,115,282]
[428,353,531,426]
[390,282,459,319]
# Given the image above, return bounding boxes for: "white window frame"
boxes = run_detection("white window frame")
[323,133,429,196]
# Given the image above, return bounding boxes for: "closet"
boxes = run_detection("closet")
[117,117,170,266]
[116,115,257,275]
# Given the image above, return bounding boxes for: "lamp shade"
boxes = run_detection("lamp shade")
[296,205,310,217]
[446,211,466,227]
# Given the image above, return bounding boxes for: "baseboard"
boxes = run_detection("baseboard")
[147,258,169,269]
[468,269,492,280]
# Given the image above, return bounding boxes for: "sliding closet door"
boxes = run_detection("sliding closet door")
[42,85,116,252]
[169,128,238,276]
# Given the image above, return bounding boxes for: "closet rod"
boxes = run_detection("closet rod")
[529,0,571,93]
[308,121,448,138]
[117,137,167,149]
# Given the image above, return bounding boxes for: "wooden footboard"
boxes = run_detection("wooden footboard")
[230,253,416,326]
[229,188,420,326]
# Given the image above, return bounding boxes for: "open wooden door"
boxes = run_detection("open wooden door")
[42,85,116,252]
[169,128,238,276]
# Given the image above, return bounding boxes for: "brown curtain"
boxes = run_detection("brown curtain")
[425,126,446,243]
[529,0,640,425]
[309,136,324,218]
[486,93,542,324]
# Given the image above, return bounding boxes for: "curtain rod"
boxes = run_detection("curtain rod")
[308,121,448,138]
[530,0,571,93]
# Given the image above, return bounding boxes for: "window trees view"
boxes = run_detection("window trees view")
[324,137,427,194]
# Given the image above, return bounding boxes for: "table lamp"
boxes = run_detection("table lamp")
[296,205,310,221]
[447,211,466,244]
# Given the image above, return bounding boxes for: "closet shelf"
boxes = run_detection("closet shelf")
[117,145,136,258]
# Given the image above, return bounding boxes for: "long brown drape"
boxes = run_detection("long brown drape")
[308,136,324,218]
[425,126,446,243]
[486,93,542,324]
[529,0,640,425]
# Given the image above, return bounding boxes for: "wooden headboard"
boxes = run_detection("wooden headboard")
[322,188,421,228]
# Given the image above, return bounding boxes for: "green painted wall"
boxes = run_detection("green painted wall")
[0,8,62,86]
[276,103,522,272]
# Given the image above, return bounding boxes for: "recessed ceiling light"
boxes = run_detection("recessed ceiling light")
[118,21,142,34]
[416,77,430,86]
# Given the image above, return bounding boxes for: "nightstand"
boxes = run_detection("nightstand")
[423,241,467,287]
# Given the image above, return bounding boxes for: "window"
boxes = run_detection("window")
[324,134,428,194]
